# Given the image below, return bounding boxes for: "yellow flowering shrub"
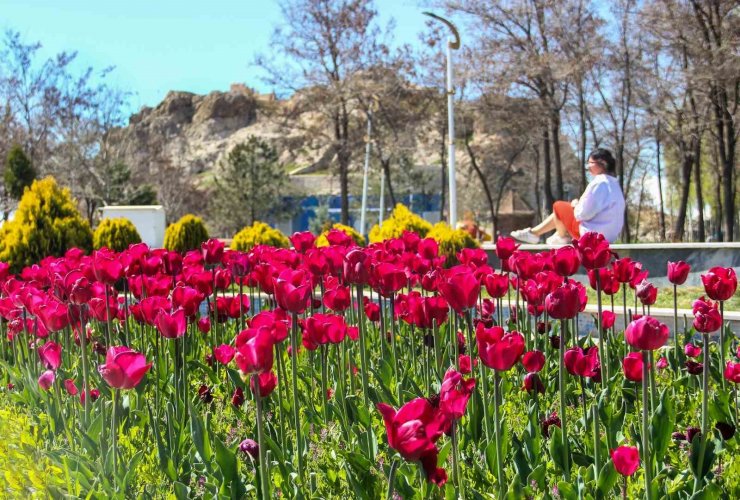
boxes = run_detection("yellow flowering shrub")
[0,398,65,497]
[0,176,92,272]
[368,204,432,243]
[231,221,290,251]
[93,217,142,252]
[316,223,366,247]
[163,214,209,252]
[427,222,479,265]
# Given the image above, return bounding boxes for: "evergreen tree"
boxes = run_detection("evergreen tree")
[4,144,36,200]
[210,137,296,235]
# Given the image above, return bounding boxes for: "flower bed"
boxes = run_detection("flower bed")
[0,232,738,498]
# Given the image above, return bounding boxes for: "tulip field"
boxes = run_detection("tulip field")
[1,229,739,499]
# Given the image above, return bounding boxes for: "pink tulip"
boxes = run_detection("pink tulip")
[273,269,311,314]
[667,261,690,285]
[522,350,546,373]
[235,328,275,374]
[155,309,187,339]
[213,344,236,365]
[38,341,62,370]
[98,346,152,389]
[38,370,55,390]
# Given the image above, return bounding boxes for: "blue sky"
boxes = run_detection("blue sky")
[1,0,430,111]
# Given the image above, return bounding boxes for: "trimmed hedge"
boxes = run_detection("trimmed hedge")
[93,217,142,252]
[163,214,209,252]
[368,204,432,243]
[427,222,479,265]
[231,221,289,251]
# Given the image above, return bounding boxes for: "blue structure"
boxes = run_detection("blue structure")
[288,193,442,233]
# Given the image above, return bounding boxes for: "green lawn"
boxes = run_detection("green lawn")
[585,286,740,312]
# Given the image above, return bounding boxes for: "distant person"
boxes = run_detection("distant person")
[510,148,625,245]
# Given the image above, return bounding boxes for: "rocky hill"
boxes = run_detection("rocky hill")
[107,84,334,180]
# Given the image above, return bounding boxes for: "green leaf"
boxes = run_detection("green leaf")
[689,435,716,481]
[527,464,546,490]
[189,403,212,465]
[690,482,723,500]
[174,481,190,499]
[596,459,618,496]
[147,403,178,481]
[557,481,579,500]
[511,433,531,483]
[485,440,498,476]
[505,475,524,499]
[650,389,675,468]
[213,435,237,487]
[549,426,569,474]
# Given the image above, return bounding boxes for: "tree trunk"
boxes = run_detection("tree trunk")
[380,159,397,207]
[464,137,496,234]
[712,141,723,241]
[673,155,692,241]
[542,127,554,211]
[693,139,705,242]
[655,126,666,242]
[551,111,564,200]
[578,80,588,193]
[712,84,736,241]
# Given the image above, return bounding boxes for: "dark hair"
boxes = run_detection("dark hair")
[588,148,616,174]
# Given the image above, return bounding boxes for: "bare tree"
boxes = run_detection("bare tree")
[258,0,392,225]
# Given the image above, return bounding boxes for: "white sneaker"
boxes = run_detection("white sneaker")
[510,228,540,244]
[545,233,572,246]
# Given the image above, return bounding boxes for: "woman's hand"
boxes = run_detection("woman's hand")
[570,198,579,207]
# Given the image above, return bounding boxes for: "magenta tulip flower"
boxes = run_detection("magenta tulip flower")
[98,346,152,389]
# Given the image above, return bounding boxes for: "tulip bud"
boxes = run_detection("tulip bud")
[239,438,259,461]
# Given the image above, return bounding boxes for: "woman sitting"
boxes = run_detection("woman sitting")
[510,148,625,245]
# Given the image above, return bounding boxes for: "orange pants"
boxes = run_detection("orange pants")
[553,201,581,238]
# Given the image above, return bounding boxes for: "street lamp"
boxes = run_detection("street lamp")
[359,98,377,236]
[423,12,460,227]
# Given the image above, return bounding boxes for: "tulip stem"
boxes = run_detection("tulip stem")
[111,388,119,492]
[720,302,725,389]
[389,298,400,401]
[275,343,286,450]
[290,313,304,483]
[78,311,91,427]
[355,286,371,409]
[559,319,570,481]
[673,284,679,368]
[596,272,608,384]
[642,350,652,500]
[492,371,504,494]
[693,335,710,493]
[451,419,464,498]
[253,374,270,499]
[320,345,329,423]
[386,459,399,500]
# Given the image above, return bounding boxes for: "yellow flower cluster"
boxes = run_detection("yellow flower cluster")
[0,177,92,272]
[231,221,290,251]
[163,214,209,252]
[316,223,366,247]
[368,203,433,243]
[0,400,65,497]
[93,217,142,252]
[427,222,479,265]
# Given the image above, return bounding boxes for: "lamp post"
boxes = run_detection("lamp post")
[359,108,373,236]
[424,12,460,227]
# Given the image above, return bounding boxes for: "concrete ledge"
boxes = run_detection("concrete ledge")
[482,242,740,285]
